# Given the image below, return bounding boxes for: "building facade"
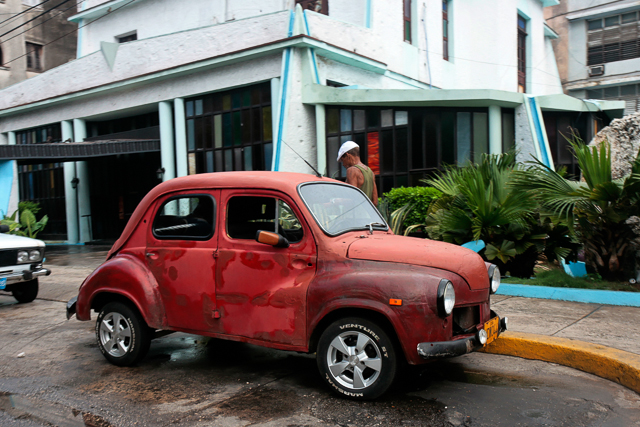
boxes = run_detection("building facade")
[0,0,624,242]
[546,0,640,116]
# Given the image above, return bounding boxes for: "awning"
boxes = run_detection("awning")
[0,139,160,162]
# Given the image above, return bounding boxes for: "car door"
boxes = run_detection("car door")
[215,189,317,347]
[146,190,219,332]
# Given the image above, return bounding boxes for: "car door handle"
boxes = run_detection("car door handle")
[146,252,159,260]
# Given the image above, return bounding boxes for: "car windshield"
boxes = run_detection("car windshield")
[298,182,388,236]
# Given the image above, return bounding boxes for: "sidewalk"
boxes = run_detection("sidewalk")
[487,294,640,394]
[42,245,640,394]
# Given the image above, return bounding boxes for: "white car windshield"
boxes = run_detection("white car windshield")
[298,182,388,236]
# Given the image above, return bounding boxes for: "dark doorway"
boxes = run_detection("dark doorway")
[88,152,161,242]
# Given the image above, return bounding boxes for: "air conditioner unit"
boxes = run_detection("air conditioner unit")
[589,65,605,77]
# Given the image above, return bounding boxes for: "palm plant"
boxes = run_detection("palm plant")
[423,152,550,277]
[515,139,640,281]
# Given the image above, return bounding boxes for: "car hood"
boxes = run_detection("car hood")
[346,234,489,290]
[0,233,45,249]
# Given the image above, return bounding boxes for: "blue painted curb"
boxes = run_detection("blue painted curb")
[497,283,640,307]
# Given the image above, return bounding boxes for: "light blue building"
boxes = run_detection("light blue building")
[0,0,625,243]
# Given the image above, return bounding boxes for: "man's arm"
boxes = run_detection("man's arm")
[372,179,378,206]
[345,166,364,189]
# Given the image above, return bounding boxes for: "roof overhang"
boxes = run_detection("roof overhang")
[535,94,626,119]
[566,0,640,20]
[68,0,144,23]
[0,139,160,162]
[544,24,559,39]
[302,84,525,108]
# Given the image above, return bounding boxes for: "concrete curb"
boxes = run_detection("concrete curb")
[497,283,640,307]
[479,331,640,394]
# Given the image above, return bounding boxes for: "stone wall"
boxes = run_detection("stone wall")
[590,112,640,180]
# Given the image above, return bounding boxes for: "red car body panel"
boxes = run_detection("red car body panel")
[76,171,496,364]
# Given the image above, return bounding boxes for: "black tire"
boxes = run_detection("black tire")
[95,302,151,366]
[12,279,38,304]
[317,317,397,400]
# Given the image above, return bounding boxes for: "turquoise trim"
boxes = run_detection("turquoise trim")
[529,97,551,167]
[303,11,321,84]
[69,0,141,22]
[274,47,291,171]
[366,0,372,28]
[0,160,13,217]
[288,9,294,37]
[497,284,640,307]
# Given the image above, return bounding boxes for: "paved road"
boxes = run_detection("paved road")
[0,247,639,427]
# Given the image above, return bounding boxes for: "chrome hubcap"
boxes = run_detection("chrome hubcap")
[326,331,382,390]
[99,312,132,357]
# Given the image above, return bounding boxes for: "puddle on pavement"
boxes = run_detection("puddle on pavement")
[0,392,113,427]
[410,361,542,390]
[215,387,301,423]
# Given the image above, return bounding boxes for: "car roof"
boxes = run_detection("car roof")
[108,171,336,258]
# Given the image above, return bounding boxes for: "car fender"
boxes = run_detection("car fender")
[76,253,166,328]
[307,260,448,362]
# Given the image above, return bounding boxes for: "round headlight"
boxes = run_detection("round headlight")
[477,329,488,345]
[488,265,501,294]
[29,249,41,261]
[17,251,28,263]
[437,279,456,317]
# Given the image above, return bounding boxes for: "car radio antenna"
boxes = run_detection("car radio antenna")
[282,139,323,178]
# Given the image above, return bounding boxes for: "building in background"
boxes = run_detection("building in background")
[0,0,77,89]
[545,0,640,116]
[0,0,624,243]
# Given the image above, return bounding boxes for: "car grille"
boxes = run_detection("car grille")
[0,250,17,267]
[452,305,479,335]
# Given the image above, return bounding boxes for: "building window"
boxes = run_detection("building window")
[295,0,328,15]
[16,124,66,239]
[0,46,4,67]
[586,84,640,116]
[326,107,495,195]
[116,32,137,44]
[185,82,272,174]
[25,42,43,71]
[443,1,449,60]
[587,11,639,65]
[404,0,411,42]
[517,15,527,93]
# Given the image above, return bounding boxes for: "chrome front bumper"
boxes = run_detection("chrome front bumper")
[0,267,51,288]
[417,314,508,359]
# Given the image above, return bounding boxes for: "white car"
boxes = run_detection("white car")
[0,224,50,303]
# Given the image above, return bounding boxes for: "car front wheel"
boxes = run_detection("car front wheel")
[96,302,151,366]
[11,279,38,303]
[317,317,397,400]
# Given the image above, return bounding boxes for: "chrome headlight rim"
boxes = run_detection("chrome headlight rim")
[437,279,456,317]
[488,264,500,294]
[17,248,44,264]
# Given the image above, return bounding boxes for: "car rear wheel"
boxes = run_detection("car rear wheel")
[96,302,151,366]
[12,279,38,304]
[317,317,397,400]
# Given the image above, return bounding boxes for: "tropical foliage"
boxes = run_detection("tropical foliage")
[514,140,640,281]
[380,186,441,235]
[422,152,577,278]
[1,201,49,239]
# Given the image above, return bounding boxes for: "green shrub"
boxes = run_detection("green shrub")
[1,201,48,239]
[381,187,442,233]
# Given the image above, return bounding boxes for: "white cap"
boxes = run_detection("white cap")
[337,140,359,162]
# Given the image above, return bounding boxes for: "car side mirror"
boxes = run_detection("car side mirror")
[0,224,9,233]
[255,230,290,248]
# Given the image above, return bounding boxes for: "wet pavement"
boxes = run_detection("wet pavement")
[0,245,639,426]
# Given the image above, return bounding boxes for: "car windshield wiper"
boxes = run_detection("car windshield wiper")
[366,222,387,235]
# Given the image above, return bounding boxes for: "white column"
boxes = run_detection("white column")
[4,132,19,219]
[62,121,79,243]
[73,119,92,243]
[489,105,502,155]
[174,98,188,177]
[159,101,176,181]
[315,104,326,176]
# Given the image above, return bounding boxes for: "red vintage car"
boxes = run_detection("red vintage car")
[67,171,506,399]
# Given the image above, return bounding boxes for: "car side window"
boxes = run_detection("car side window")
[227,196,303,243]
[152,195,215,240]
